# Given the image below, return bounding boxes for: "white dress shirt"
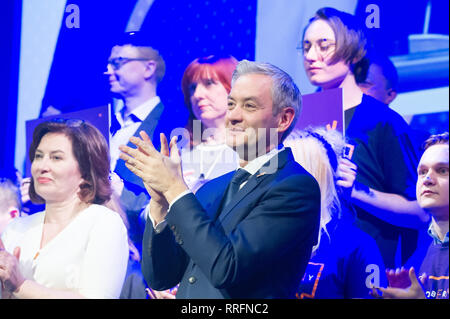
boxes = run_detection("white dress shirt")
[1,204,129,299]
[110,96,161,171]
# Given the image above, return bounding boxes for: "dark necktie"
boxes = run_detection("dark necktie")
[222,169,251,208]
[110,113,121,136]
[110,108,140,136]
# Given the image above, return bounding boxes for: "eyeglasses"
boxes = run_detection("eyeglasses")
[297,39,336,57]
[107,57,150,70]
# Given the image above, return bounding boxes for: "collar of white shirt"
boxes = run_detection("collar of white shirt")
[116,96,161,125]
[110,96,161,171]
[240,144,285,176]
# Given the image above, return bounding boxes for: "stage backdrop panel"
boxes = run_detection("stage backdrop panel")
[295,88,344,135]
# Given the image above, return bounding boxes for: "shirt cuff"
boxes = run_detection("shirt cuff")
[168,189,192,211]
[154,219,168,234]
[146,189,192,234]
[146,205,167,234]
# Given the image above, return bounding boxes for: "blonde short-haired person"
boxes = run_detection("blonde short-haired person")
[0,119,128,299]
[284,128,386,298]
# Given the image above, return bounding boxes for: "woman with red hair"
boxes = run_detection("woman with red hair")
[180,55,240,192]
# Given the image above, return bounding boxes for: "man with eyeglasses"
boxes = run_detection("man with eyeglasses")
[106,32,166,171]
[105,32,180,278]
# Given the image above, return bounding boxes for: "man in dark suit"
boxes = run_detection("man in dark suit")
[105,32,187,299]
[120,60,321,298]
[105,32,183,247]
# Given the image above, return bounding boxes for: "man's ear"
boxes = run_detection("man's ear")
[385,88,397,105]
[277,107,295,134]
[144,60,157,80]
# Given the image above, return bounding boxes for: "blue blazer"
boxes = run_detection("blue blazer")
[142,148,321,298]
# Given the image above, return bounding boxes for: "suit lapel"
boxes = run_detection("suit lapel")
[135,102,165,150]
[218,173,268,222]
[114,102,165,189]
[204,174,233,220]
[218,148,292,224]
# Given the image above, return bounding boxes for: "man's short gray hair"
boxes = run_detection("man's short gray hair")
[231,60,302,141]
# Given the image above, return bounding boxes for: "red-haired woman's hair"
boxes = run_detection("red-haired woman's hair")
[181,55,238,146]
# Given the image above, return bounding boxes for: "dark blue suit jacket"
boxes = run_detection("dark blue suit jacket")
[142,148,321,298]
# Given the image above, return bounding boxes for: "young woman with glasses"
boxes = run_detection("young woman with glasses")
[301,7,429,270]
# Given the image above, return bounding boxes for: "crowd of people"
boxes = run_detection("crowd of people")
[0,7,448,299]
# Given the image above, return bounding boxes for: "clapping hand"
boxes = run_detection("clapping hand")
[386,267,411,288]
[370,267,427,299]
[146,285,178,299]
[0,238,25,296]
[119,131,188,206]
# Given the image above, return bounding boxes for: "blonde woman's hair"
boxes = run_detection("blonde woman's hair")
[284,127,345,253]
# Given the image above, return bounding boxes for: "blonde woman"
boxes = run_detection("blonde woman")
[284,127,386,298]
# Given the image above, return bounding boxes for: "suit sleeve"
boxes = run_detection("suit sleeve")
[141,214,190,290]
[166,173,320,289]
